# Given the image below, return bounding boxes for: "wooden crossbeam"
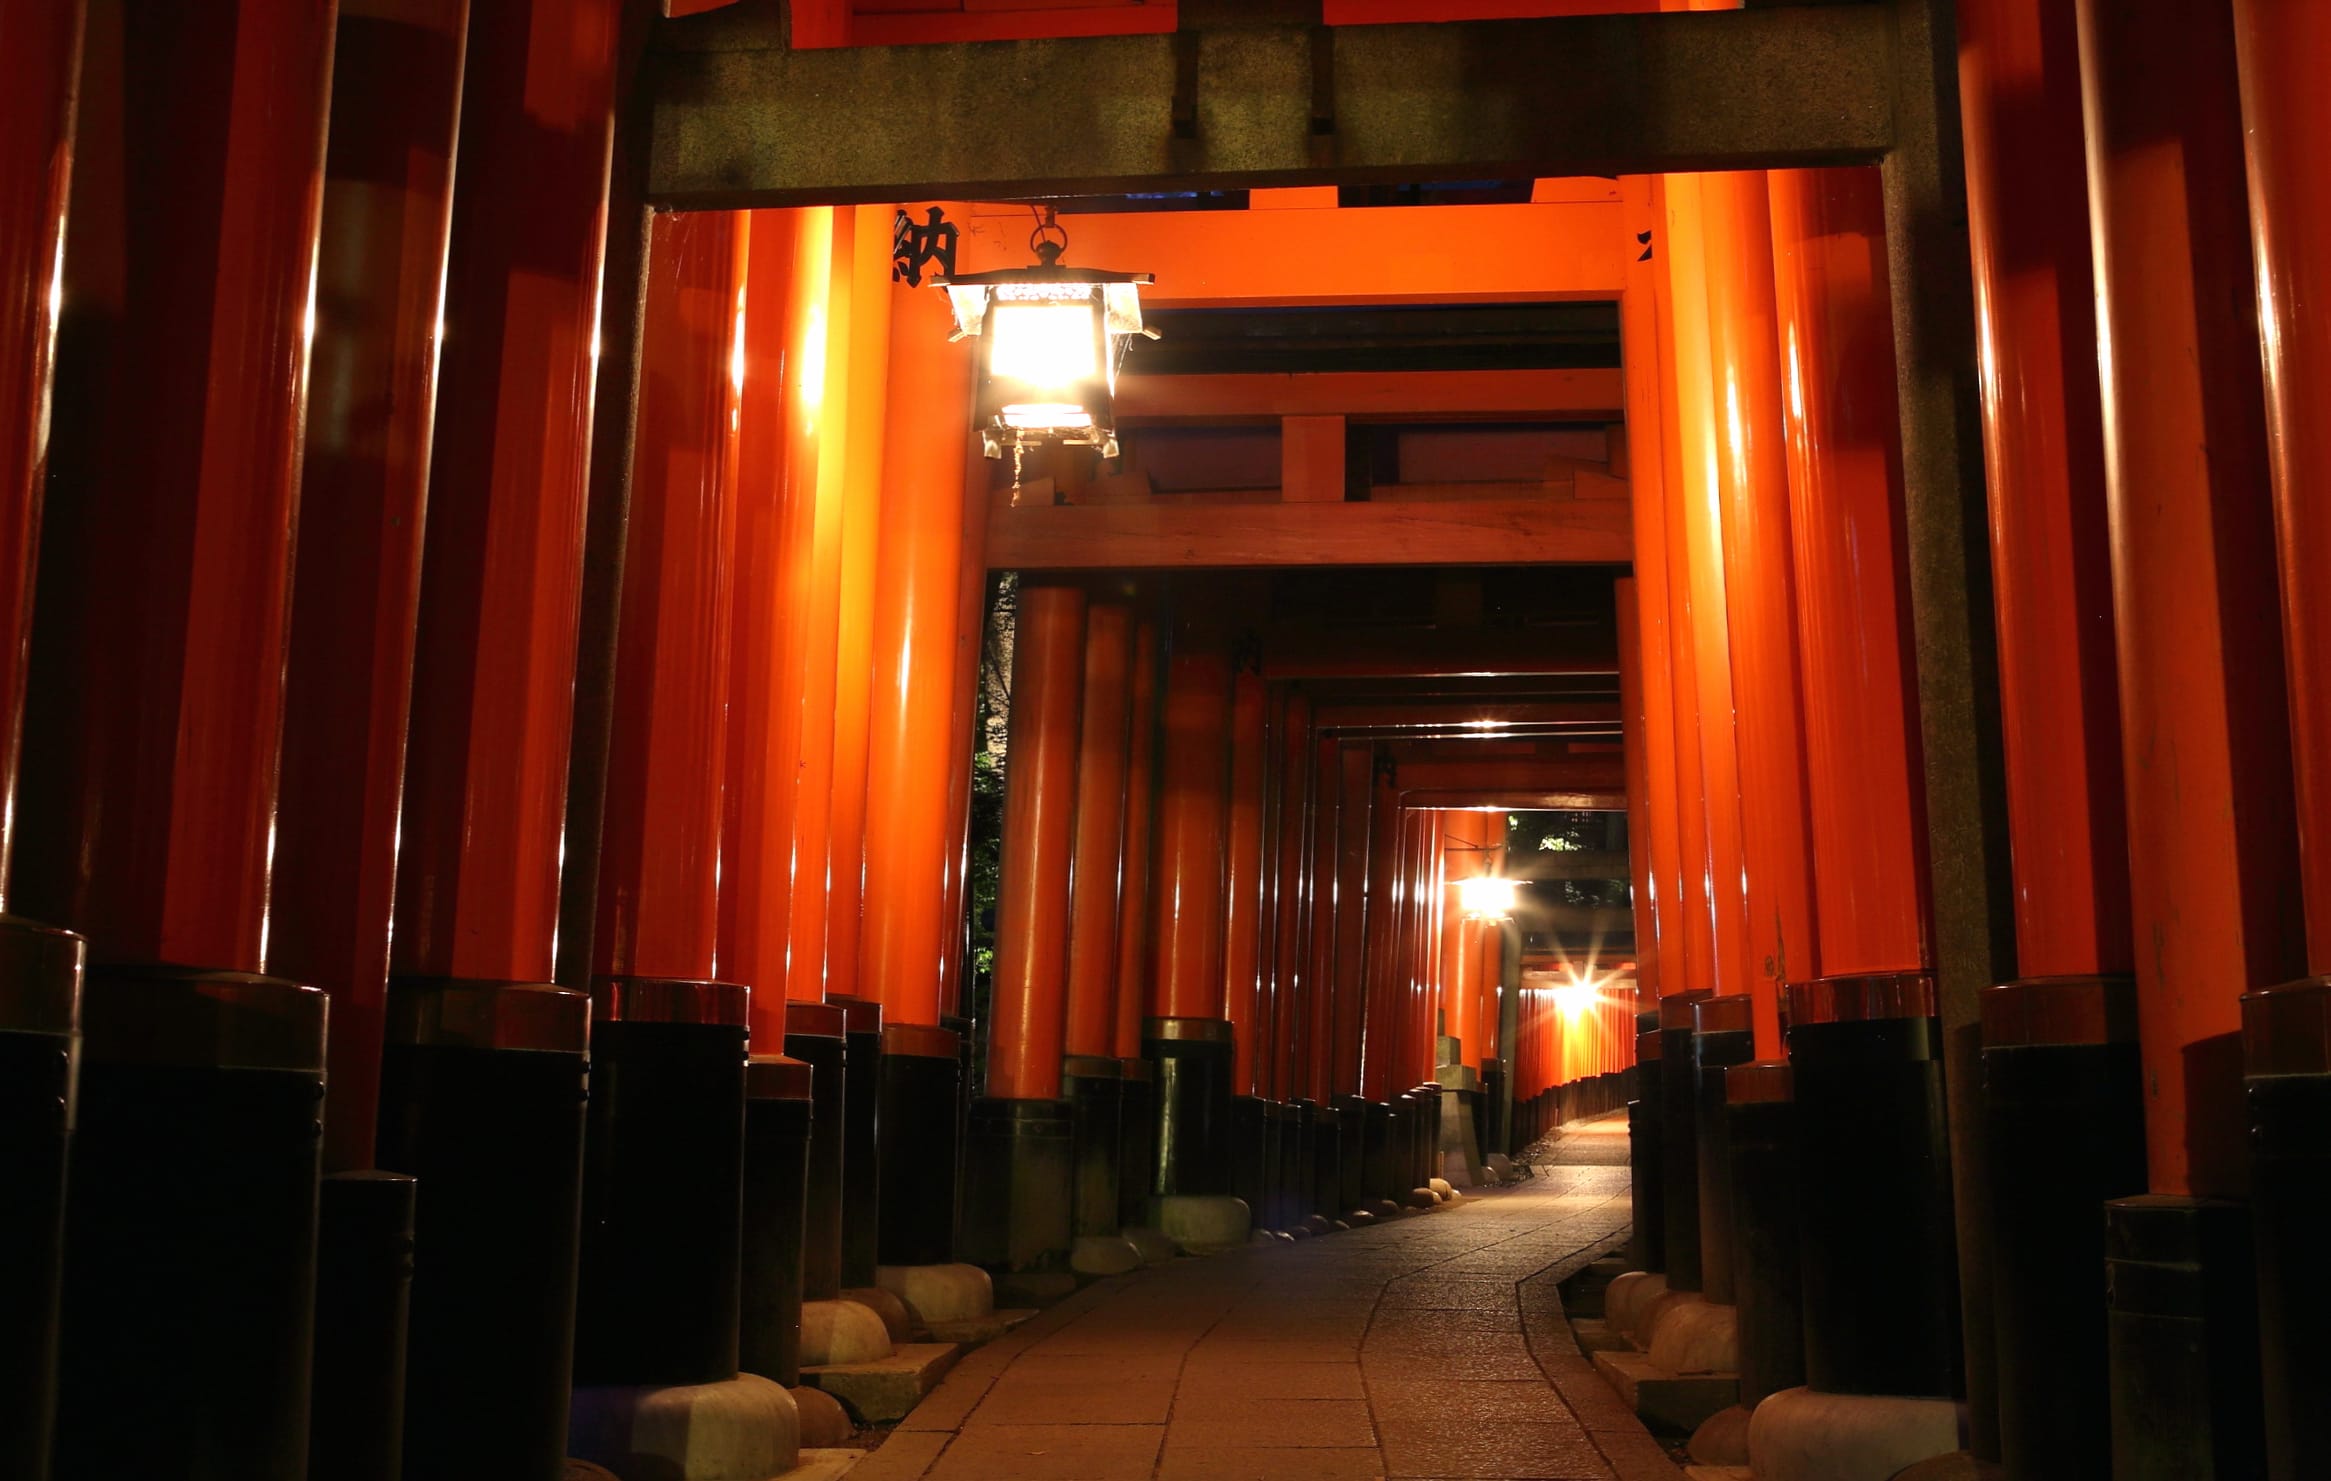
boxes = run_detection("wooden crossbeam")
[984,493,1629,569]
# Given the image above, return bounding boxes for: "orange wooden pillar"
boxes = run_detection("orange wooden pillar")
[1698,167,1817,1028]
[1061,597,1134,1241]
[1767,168,1928,977]
[1956,3,2145,1471]
[2232,5,2331,1473]
[967,580,1084,1267]
[0,3,86,1471]
[1146,611,1236,1199]
[272,6,468,1473]
[1223,660,1269,1096]
[572,209,769,1398]
[19,4,332,1475]
[2080,3,2304,1472]
[1615,579,1661,999]
[1661,175,1756,1035]
[1111,614,1162,1220]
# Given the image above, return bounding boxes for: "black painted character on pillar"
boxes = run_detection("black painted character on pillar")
[892,206,959,287]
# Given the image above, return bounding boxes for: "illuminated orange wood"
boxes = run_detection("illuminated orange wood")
[392,0,622,985]
[1281,415,1347,503]
[1148,617,1233,1021]
[20,0,335,970]
[1222,662,1269,1092]
[594,212,748,982]
[950,199,1625,307]
[2079,0,2305,1194]
[1700,168,1817,1027]
[862,262,980,1028]
[1769,167,1930,976]
[1618,178,1688,1003]
[1111,616,1161,1056]
[1957,0,2132,980]
[0,0,79,903]
[273,0,467,1171]
[822,209,893,1010]
[1063,600,1133,1058]
[1265,626,1615,680]
[1614,580,1659,998]
[2234,0,2331,971]
[1662,172,1760,1040]
[989,582,1086,1100]
[985,495,1631,571]
[1117,369,1625,423]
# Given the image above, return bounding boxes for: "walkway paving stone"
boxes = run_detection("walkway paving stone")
[855,1160,1685,1479]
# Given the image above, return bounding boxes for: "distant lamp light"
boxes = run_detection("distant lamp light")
[1552,968,1603,1016]
[1456,874,1520,921]
[935,207,1155,461]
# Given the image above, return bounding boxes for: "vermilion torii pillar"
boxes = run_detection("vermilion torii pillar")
[1956,3,2145,1472]
[275,6,467,1473]
[2231,5,2331,1473]
[1112,615,1162,1226]
[0,3,87,1473]
[967,579,1085,1269]
[1061,597,1135,1252]
[1146,608,1239,1216]
[2081,3,2305,1474]
[18,4,333,1475]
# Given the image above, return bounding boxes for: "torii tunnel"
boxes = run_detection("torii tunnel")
[1,2,2325,1480]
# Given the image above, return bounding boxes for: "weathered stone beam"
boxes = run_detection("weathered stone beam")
[646,3,1893,208]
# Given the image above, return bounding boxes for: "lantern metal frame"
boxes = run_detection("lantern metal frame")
[935,209,1155,461]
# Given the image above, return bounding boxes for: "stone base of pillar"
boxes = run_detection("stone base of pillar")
[1122,1225,1178,1265]
[876,1262,995,1327]
[1980,975,2143,1481]
[790,1384,853,1447]
[825,996,885,1288]
[567,1373,798,1481]
[379,980,591,1481]
[1071,1232,1143,1274]
[0,916,79,1481]
[1644,1294,1739,1377]
[798,1299,893,1366]
[740,1057,815,1388]
[2104,1194,2266,1480]
[783,1003,849,1303]
[1437,1085,1485,1187]
[837,1287,914,1344]
[576,980,751,1390]
[1154,1193,1252,1254]
[960,1096,1074,1272]
[1687,1403,1751,1466]
[2243,975,2331,1481]
[874,1023,961,1268]
[310,1170,416,1481]
[54,968,327,1481]
[1601,1271,1666,1340]
[1745,1387,1965,1481]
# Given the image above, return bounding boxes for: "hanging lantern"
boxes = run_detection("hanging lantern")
[935,207,1155,460]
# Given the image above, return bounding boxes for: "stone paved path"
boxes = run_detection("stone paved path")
[853,1157,1682,1481]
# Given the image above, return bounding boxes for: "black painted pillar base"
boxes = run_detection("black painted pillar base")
[1334,1096,1368,1210]
[740,1056,813,1386]
[1690,996,1756,1304]
[1724,1061,1802,1409]
[2104,1195,2265,1480]
[1788,975,1959,1399]
[1298,1098,1337,1220]
[1658,991,1713,1292]
[1626,1013,1664,1273]
[1363,1098,1398,1204]
[53,968,328,1481]
[1144,1017,1234,1196]
[0,915,80,1481]
[2242,975,2331,1481]
[1479,1062,1504,1158]
[783,1000,848,1302]
[826,994,885,1287]
[961,1096,1075,1271]
[1117,1057,1156,1227]
[310,1171,416,1481]
[1063,1056,1124,1238]
[1231,1094,1271,1223]
[1264,1099,1297,1228]
[576,977,749,1388]
[876,1022,962,1267]
[377,978,589,1481]
[1980,975,2145,1481]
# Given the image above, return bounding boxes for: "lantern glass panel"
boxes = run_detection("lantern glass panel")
[988,300,1098,387]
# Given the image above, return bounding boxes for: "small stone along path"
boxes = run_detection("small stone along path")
[851,1158,1681,1481]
